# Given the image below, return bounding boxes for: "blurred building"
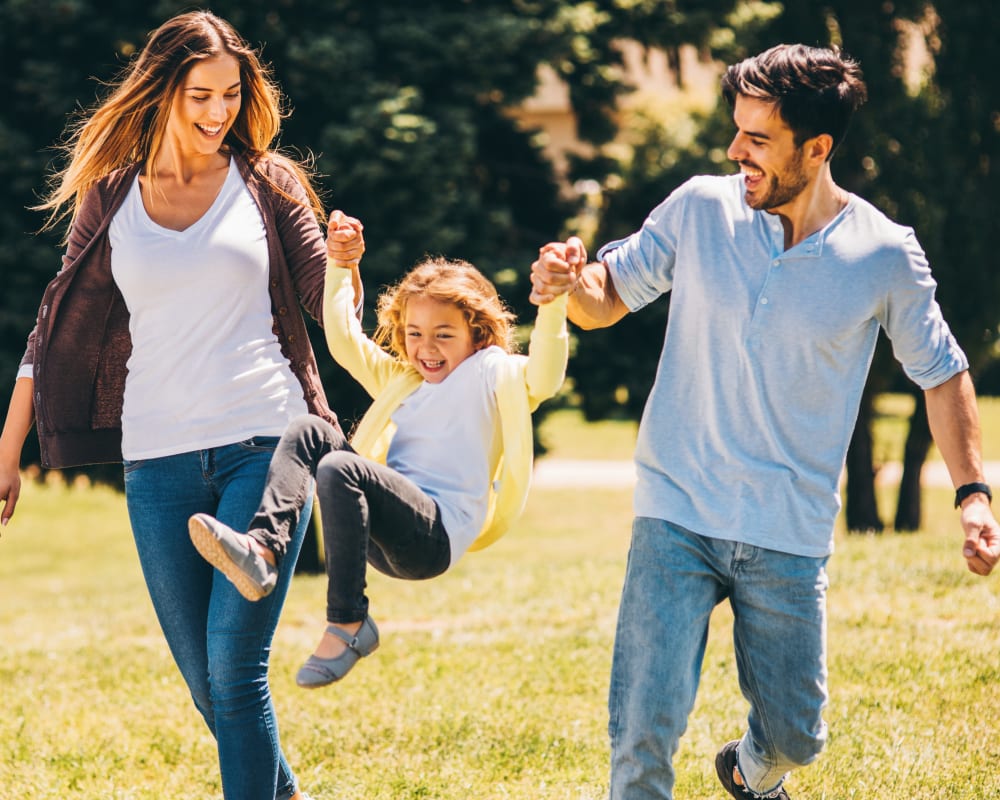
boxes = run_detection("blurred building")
[508,42,720,187]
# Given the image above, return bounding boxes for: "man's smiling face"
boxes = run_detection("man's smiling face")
[727,95,810,213]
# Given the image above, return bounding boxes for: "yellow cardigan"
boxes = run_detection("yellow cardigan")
[323,264,568,551]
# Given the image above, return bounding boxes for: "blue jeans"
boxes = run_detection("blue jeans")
[123,438,312,800]
[608,517,829,799]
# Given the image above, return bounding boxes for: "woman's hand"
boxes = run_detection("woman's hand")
[0,378,35,531]
[327,211,365,268]
[0,464,20,529]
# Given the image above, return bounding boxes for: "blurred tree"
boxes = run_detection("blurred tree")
[0,0,741,566]
[0,0,639,455]
[886,4,1000,529]
[0,0,165,487]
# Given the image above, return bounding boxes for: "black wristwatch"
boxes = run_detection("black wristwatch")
[954,482,993,508]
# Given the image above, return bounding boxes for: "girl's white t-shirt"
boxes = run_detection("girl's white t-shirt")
[387,346,503,564]
[109,158,307,460]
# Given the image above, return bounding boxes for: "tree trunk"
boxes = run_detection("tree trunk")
[894,391,932,532]
[845,387,884,533]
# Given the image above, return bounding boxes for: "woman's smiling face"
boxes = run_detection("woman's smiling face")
[166,55,242,158]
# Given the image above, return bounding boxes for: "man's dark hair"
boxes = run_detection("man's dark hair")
[721,44,868,159]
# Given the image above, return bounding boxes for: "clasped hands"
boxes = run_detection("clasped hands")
[530,235,587,306]
[327,210,365,267]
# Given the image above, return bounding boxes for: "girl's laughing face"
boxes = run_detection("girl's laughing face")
[403,296,477,383]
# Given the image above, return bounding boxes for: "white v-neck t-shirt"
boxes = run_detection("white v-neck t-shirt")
[109,158,307,460]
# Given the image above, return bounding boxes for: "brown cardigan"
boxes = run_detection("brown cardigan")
[21,153,342,468]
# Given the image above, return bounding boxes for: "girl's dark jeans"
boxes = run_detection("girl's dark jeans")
[248,414,451,623]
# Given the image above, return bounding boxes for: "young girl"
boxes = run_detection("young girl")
[188,218,568,688]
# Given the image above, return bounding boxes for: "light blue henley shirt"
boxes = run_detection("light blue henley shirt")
[599,174,968,557]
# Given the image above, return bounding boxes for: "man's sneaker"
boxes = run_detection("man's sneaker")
[715,740,790,799]
[188,513,278,601]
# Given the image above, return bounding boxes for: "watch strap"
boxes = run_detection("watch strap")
[954,482,993,508]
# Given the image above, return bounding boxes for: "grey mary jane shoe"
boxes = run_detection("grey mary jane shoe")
[296,616,380,688]
[188,513,277,601]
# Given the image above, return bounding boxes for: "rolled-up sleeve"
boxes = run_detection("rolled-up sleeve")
[879,230,968,390]
[598,192,683,312]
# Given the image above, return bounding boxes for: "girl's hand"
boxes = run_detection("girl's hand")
[327,210,365,268]
[530,236,586,305]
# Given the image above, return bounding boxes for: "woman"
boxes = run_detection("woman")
[0,11,362,799]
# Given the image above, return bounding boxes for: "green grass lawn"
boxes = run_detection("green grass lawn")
[537,409,638,461]
[1,398,998,798]
[871,393,1000,466]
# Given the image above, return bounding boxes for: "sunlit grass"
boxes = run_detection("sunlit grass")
[537,408,638,461]
[872,392,1000,465]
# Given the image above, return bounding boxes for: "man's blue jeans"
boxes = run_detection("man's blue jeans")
[124,437,312,800]
[608,517,829,799]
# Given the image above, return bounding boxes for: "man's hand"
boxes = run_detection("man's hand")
[530,236,587,306]
[960,496,1000,576]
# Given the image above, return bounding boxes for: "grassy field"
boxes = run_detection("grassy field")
[1,398,998,799]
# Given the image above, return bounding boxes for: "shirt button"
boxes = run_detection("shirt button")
[278,306,288,316]
[761,297,769,305]
[772,260,780,267]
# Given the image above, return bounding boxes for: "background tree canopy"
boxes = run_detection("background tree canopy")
[0,0,751,470]
[1,0,997,494]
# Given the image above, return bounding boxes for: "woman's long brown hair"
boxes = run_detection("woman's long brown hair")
[36,10,324,233]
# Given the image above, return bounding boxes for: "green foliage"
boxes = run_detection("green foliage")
[0,0,648,450]
[4,0,998,461]
[572,106,736,419]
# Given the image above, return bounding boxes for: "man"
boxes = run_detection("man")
[530,44,999,800]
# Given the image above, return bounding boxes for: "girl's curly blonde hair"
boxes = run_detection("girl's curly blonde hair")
[374,257,516,359]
